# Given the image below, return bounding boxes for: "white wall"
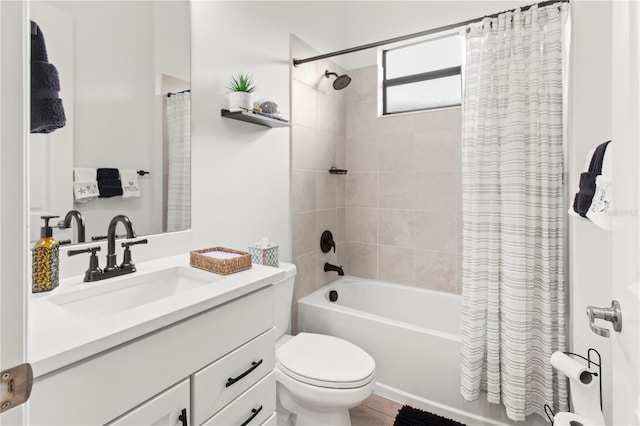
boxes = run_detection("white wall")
[342,1,531,69]
[568,1,613,422]
[190,2,348,261]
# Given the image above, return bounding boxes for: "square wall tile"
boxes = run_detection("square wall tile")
[378,132,414,172]
[346,172,378,208]
[412,107,462,133]
[292,211,317,258]
[316,131,338,171]
[337,242,346,270]
[347,136,378,172]
[336,208,346,243]
[292,124,317,170]
[414,172,461,212]
[292,80,317,128]
[316,172,337,210]
[317,90,346,136]
[347,65,378,104]
[414,211,457,253]
[292,251,317,334]
[346,242,378,279]
[378,172,414,209]
[336,136,347,169]
[336,176,346,209]
[414,128,461,173]
[292,170,316,214]
[378,209,414,248]
[346,207,378,244]
[414,250,457,293]
[347,100,380,139]
[378,245,414,285]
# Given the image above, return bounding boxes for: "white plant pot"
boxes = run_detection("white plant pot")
[228,92,253,111]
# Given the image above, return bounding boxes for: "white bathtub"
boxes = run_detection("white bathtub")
[298,276,535,426]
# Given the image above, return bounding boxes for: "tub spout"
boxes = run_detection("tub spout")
[324,262,344,276]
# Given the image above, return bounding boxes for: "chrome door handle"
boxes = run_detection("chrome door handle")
[586,300,622,338]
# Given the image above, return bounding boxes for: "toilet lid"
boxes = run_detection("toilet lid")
[277,333,375,389]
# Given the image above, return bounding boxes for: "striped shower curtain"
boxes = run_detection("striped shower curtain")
[459,4,569,421]
[166,91,191,232]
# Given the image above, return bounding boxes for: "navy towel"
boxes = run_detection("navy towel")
[573,141,611,217]
[97,168,123,198]
[31,21,66,134]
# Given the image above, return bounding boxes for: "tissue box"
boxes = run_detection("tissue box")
[249,245,279,267]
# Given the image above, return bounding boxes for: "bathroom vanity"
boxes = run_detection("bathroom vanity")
[27,255,283,425]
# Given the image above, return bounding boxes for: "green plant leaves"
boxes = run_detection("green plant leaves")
[227,73,256,93]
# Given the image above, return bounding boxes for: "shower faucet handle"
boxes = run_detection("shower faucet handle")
[586,300,622,338]
[320,230,336,253]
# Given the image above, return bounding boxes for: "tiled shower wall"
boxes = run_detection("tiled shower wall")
[290,48,463,333]
[344,65,463,293]
[290,36,347,332]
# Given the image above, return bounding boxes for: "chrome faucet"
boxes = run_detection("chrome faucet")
[57,210,86,243]
[105,215,136,272]
[324,262,344,276]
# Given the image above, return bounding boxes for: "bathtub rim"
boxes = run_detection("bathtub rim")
[297,275,461,343]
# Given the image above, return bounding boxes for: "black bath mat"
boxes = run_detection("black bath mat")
[393,405,467,426]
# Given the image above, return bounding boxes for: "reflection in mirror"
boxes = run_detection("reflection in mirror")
[29,1,191,245]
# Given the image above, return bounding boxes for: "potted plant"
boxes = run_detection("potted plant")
[227,73,256,111]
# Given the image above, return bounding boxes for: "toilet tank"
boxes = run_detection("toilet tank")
[273,262,297,339]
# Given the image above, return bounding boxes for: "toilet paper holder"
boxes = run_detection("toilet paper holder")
[544,348,602,425]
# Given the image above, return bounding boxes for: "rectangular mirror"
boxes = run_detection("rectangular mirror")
[29,0,191,245]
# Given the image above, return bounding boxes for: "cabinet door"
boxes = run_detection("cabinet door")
[108,379,189,426]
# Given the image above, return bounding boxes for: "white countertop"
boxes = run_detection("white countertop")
[28,254,285,377]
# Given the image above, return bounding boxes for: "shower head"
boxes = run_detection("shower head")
[324,70,351,90]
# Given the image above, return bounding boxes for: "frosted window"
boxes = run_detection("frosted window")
[386,36,462,79]
[385,75,461,113]
[383,34,463,114]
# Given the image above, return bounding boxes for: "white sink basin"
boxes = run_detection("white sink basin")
[49,266,221,320]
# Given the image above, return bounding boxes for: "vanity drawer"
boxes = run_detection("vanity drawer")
[192,328,275,425]
[201,372,275,426]
[261,412,277,425]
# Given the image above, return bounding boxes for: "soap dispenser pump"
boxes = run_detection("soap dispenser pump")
[32,215,60,293]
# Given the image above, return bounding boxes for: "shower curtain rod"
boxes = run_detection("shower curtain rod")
[292,0,569,67]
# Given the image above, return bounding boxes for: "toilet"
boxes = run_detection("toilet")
[274,263,376,426]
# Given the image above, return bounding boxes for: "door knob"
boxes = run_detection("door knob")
[586,300,622,338]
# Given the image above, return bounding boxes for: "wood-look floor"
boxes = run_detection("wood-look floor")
[349,394,403,426]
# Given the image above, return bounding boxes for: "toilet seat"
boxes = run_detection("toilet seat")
[277,333,375,389]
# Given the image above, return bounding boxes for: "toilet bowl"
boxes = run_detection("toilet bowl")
[274,263,376,426]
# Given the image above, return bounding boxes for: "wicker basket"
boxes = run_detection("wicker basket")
[190,247,252,275]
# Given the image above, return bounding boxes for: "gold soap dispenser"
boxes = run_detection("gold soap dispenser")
[32,215,60,293]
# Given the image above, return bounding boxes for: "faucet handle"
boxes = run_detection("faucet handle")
[120,239,148,270]
[92,234,126,242]
[121,238,148,249]
[68,246,103,282]
[320,230,336,253]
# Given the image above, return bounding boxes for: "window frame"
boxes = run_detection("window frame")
[382,34,463,115]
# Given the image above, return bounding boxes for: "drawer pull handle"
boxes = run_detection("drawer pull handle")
[225,359,263,388]
[178,408,188,426]
[239,405,263,426]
